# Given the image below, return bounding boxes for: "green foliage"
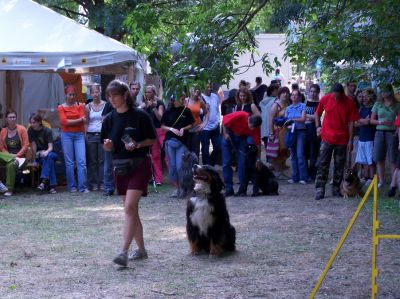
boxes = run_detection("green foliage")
[284,0,400,85]
[126,0,276,94]
[37,0,280,93]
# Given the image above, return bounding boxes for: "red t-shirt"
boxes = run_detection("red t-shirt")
[316,93,359,145]
[222,111,261,145]
[394,115,400,127]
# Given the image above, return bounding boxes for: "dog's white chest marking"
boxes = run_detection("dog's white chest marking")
[190,197,214,236]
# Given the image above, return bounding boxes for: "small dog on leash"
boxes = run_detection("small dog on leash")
[245,144,279,196]
[186,164,236,256]
[178,151,198,198]
[340,166,364,198]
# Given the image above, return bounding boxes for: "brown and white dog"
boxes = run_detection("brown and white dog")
[340,167,364,198]
[186,164,236,256]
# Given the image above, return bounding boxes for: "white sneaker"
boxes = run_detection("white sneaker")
[15,157,26,168]
[0,181,8,193]
[287,179,295,184]
[299,180,307,185]
[378,182,384,189]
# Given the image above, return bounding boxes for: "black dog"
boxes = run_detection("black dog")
[186,164,236,256]
[245,144,279,196]
[178,151,198,198]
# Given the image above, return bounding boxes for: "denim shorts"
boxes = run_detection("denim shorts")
[373,130,398,163]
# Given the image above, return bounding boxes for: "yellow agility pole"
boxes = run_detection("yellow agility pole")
[309,176,377,299]
[372,176,400,299]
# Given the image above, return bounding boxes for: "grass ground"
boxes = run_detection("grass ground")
[1,181,399,299]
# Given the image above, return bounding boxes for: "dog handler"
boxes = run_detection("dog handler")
[221,111,262,196]
[101,80,156,267]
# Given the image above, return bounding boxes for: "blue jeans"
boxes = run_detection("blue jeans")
[165,138,187,183]
[221,133,247,193]
[290,129,308,181]
[103,150,114,193]
[199,126,221,166]
[37,151,58,186]
[60,132,87,192]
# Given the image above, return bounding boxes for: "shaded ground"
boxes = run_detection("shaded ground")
[1,181,400,299]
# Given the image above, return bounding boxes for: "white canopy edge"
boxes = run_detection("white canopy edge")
[0,0,138,73]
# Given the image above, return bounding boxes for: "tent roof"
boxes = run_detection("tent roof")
[0,0,138,73]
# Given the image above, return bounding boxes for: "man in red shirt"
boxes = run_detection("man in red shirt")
[314,83,359,200]
[222,111,262,196]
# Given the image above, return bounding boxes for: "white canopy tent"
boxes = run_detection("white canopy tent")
[0,0,144,124]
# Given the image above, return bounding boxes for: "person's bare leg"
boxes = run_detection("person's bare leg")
[122,190,144,252]
[377,161,385,185]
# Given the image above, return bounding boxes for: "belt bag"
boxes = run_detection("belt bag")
[113,157,144,176]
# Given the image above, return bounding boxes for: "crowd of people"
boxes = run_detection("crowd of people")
[1,74,399,265]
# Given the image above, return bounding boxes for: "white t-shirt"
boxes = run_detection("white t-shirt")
[202,92,221,131]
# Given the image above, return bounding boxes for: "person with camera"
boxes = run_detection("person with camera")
[101,80,156,267]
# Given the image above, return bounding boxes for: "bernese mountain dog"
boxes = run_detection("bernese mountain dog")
[186,164,236,256]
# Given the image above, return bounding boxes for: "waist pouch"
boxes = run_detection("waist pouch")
[113,157,144,176]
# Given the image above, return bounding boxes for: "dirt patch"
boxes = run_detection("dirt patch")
[1,182,399,298]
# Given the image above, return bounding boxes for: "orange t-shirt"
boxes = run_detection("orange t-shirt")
[187,100,202,125]
[57,104,86,132]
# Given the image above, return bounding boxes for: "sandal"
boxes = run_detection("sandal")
[37,183,46,191]
[49,188,57,194]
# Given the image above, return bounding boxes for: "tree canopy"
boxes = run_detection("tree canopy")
[38,0,400,90]
[284,0,400,85]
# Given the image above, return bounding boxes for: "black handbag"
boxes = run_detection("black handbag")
[113,157,144,176]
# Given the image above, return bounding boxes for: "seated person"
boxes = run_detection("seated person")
[0,110,28,196]
[28,114,58,194]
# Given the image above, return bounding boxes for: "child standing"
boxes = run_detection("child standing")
[355,88,376,185]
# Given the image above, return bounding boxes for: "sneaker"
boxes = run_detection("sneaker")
[49,187,57,194]
[0,182,8,193]
[81,189,90,194]
[15,157,26,168]
[155,182,163,186]
[91,186,98,191]
[4,191,13,197]
[315,187,325,200]
[378,182,384,189]
[169,189,179,198]
[113,252,128,267]
[70,188,78,193]
[299,180,307,185]
[364,179,372,187]
[287,179,296,184]
[360,178,366,185]
[128,249,148,261]
[388,187,396,197]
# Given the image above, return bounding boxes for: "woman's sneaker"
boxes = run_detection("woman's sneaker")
[15,157,26,168]
[128,249,148,261]
[0,182,8,193]
[113,252,128,267]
